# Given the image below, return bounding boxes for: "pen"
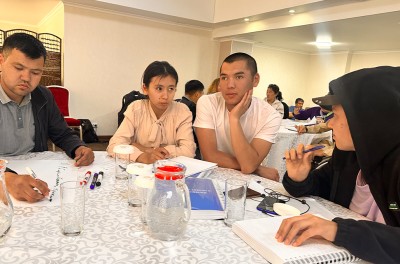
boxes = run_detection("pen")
[96,171,104,187]
[264,209,279,216]
[90,172,99,190]
[26,167,49,199]
[26,167,38,179]
[81,171,91,185]
[282,145,325,160]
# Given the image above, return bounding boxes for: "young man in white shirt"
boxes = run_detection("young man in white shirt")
[194,52,281,181]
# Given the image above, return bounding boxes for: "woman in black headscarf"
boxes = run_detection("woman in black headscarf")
[277,66,400,263]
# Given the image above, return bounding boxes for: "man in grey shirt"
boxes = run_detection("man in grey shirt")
[0,33,94,202]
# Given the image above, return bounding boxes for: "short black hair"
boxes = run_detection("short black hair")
[2,33,47,61]
[295,98,304,104]
[185,80,204,95]
[142,61,178,87]
[221,52,258,76]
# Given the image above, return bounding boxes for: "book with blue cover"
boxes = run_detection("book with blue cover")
[186,177,225,220]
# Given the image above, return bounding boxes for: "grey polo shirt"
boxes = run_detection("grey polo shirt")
[0,84,35,156]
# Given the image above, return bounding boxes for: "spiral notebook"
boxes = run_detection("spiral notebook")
[232,216,358,264]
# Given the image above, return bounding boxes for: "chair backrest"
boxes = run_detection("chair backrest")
[47,85,70,117]
[117,90,147,126]
[282,101,289,119]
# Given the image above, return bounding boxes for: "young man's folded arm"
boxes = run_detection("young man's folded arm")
[195,127,241,170]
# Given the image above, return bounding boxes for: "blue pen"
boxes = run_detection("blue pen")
[257,207,279,216]
[90,173,99,190]
[282,145,325,160]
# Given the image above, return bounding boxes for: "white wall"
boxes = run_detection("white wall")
[63,5,219,136]
[251,46,400,108]
[349,51,400,71]
[252,46,310,107]
[38,3,64,39]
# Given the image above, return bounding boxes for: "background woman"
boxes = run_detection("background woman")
[265,84,287,118]
[107,61,196,163]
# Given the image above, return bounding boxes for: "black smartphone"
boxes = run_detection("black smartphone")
[256,196,277,212]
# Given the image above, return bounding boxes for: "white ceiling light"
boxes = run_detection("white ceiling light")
[244,18,250,22]
[289,9,295,14]
[315,41,332,49]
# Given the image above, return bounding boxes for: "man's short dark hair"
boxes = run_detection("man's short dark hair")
[295,98,304,104]
[185,80,204,95]
[221,52,258,76]
[2,33,47,61]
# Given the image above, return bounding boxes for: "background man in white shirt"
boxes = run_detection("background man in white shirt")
[194,52,281,181]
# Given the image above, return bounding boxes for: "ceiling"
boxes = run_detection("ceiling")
[1,0,399,54]
[234,11,400,53]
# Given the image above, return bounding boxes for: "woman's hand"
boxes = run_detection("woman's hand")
[275,214,338,246]
[137,147,170,164]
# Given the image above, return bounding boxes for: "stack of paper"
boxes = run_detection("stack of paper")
[170,156,217,177]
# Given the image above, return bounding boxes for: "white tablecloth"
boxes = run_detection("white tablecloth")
[263,120,333,181]
[0,151,364,264]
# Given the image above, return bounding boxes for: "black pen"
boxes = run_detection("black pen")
[282,145,325,160]
[90,172,99,189]
[96,171,104,187]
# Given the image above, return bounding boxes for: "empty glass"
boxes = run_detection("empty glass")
[0,159,13,238]
[60,181,85,236]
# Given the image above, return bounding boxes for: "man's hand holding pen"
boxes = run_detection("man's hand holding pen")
[74,146,95,166]
[4,172,50,203]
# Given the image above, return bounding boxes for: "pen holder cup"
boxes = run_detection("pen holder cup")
[127,163,153,207]
[113,145,135,180]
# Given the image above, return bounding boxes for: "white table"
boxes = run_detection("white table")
[0,151,364,264]
[263,120,332,181]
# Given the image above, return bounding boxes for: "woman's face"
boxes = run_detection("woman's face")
[266,88,276,101]
[328,104,355,151]
[143,75,177,117]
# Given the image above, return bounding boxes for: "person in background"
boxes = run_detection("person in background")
[176,79,204,159]
[0,33,94,203]
[194,52,281,181]
[277,66,400,263]
[293,105,332,121]
[265,84,286,118]
[288,98,304,119]
[206,78,220,94]
[107,61,195,163]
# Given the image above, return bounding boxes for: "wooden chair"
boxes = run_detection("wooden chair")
[47,85,83,151]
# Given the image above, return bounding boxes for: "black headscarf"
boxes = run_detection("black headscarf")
[328,66,400,182]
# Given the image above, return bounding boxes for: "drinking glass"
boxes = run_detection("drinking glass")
[224,179,247,227]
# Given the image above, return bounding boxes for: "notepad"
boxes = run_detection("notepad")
[232,216,358,264]
[170,156,217,177]
[186,177,225,220]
